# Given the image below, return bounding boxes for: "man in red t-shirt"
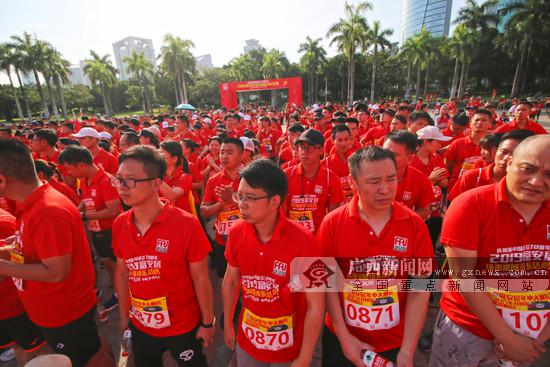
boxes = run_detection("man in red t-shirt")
[324,125,355,202]
[59,146,121,312]
[201,138,243,278]
[112,145,214,367]
[73,127,118,174]
[256,116,282,158]
[222,159,324,366]
[278,124,305,166]
[495,99,548,135]
[0,139,114,367]
[383,131,434,220]
[440,113,469,150]
[319,146,434,366]
[284,129,344,234]
[430,135,550,366]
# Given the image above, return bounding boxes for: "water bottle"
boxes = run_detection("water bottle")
[361,350,395,367]
[497,360,515,367]
[97,303,108,322]
[118,328,132,367]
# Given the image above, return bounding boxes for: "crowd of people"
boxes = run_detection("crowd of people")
[0,95,548,367]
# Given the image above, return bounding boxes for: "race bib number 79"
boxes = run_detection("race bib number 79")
[131,296,171,329]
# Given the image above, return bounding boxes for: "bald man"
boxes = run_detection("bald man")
[430,135,550,367]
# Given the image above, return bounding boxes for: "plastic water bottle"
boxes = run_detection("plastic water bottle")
[96,303,108,322]
[118,328,132,367]
[497,360,515,367]
[361,350,395,367]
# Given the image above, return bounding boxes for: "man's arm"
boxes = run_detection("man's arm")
[190,257,215,346]
[414,207,430,220]
[0,255,71,282]
[293,291,324,366]
[114,257,130,331]
[159,182,185,202]
[85,199,121,220]
[221,264,241,349]
[200,201,222,218]
[397,291,430,367]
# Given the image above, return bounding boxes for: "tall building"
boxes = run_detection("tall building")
[497,0,525,33]
[112,36,155,81]
[400,0,453,45]
[195,54,213,72]
[244,39,260,54]
[68,61,91,86]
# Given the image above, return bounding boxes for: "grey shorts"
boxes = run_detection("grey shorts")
[235,344,291,367]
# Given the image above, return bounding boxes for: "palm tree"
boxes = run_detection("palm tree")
[84,51,118,116]
[9,46,32,120]
[0,43,25,121]
[124,50,154,114]
[364,20,393,102]
[298,36,327,103]
[402,32,426,99]
[159,34,195,104]
[10,32,50,116]
[454,0,499,31]
[327,1,372,105]
[42,45,62,121]
[49,51,71,119]
[260,49,286,79]
[501,0,550,97]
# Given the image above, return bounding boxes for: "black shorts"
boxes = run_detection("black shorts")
[90,230,116,261]
[0,312,46,351]
[130,323,207,367]
[39,306,101,367]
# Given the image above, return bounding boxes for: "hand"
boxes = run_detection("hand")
[196,325,215,348]
[223,321,236,350]
[396,347,414,367]
[498,333,545,363]
[338,332,374,367]
[0,236,15,252]
[429,168,447,182]
[215,185,235,205]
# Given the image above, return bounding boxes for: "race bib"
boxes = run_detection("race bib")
[489,288,550,338]
[242,308,294,351]
[343,284,400,331]
[216,209,241,236]
[10,251,24,291]
[288,210,314,232]
[131,296,171,329]
[83,198,101,232]
[340,176,354,202]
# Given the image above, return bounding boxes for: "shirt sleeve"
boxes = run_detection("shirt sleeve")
[316,213,335,257]
[440,192,481,251]
[202,176,217,204]
[327,169,345,206]
[444,140,458,162]
[111,216,123,259]
[186,216,212,263]
[224,224,239,267]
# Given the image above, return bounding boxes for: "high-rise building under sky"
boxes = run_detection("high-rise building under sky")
[400,0,453,45]
[112,36,155,81]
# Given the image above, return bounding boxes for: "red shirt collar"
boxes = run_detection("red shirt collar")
[125,201,173,227]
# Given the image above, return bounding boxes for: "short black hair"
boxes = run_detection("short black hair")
[34,159,59,179]
[500,129,535,144]
[119,145,166,180]
[240,159,287,205]
[345,117,359,125]
[0,139,37,184]
[349,146,397,180]
[332,124,351,140]
[59,137,80,146]
[121,132,140,146]
[288,124,305,134]
[386,130,418,154]
[222,137,244,152]
[474,108,493,120]
[517,99,533,108]
[392,115,407,125]
[58,145,93,166]
[479,133,503,150]
[409,112,434,126]
[181,139,199,151]
[34,128,58,146]
[140,129,160,149]
[452,112,470,127]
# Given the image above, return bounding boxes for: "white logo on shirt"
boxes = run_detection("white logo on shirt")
[273,260,287,277]
[179,349,194,361]
[393,236,408,253]
[91,189,96,197]
[155,239,169,253]
[402,191,411,201]
[314,185,323,194]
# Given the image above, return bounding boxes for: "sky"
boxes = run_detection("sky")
[0,0,466,74]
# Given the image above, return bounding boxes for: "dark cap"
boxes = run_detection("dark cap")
[332,116,346,124]
[380,108,396,117]
[295,129,324,146]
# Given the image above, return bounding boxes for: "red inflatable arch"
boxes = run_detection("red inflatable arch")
[219,77,303,109]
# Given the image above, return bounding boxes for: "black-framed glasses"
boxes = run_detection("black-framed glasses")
[232,192,272,204]
[110,176,157,189]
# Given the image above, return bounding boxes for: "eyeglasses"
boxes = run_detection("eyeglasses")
[298,144,321,153]
[110,176,157,189]
[232,192,272,204]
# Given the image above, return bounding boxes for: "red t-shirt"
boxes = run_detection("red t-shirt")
[444,135,483,189]
[13,184,96,327]
[361,126,389,146]
[448,163,495,201]
[80,168,120,232]
[324,152,355,202]
[112,203,211,337]
[94,148,118,175]
[202,170,241,244]
[395,166,434,211]
[225,212,318,362]
[317,196,434,351]
[440,128,465,148]
[162,167,193,214]
[410,154,448,217]
[257,129,282,158]
[279,146,293,164]
[284,164,344,234]
[49,178,80,206]
[281,159,299,170]
[0,197,17,215]
[494,119,547,135]
[440,179,550,339]
[188,162,203,204]
[0,209,24,320]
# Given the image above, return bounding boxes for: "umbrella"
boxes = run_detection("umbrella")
[175,103,196,111]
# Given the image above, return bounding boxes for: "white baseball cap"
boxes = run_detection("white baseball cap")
[72,127,100,139]
[98,131,112,140]
[416,126,452,141]
[239,137,255,152]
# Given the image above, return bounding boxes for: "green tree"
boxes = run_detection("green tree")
[298,36,327,103]
[123,50,154,113]
[364,20,393,102]
[83,50,118,116]
[327,1,372,105]
[260,49,287,79]
[159,34,195,104]
[0,43,25,121]
[454,0,499,31]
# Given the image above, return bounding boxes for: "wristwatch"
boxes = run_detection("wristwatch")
[200,317,216,328]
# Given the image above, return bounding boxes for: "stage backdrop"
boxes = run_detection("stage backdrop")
[219,77,302,109]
